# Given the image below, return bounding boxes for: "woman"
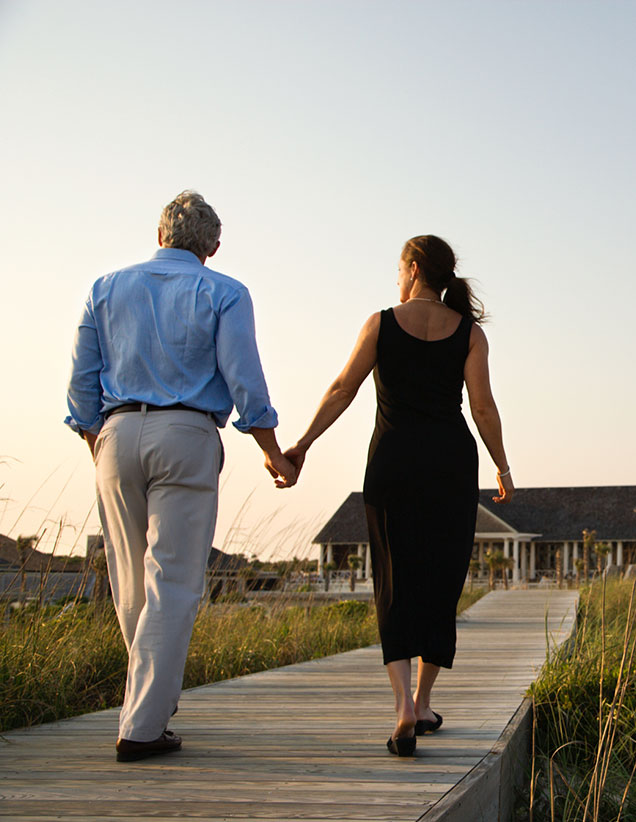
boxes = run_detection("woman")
[285,235,514,756]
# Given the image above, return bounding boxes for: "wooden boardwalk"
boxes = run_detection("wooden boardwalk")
[0,589,578,821]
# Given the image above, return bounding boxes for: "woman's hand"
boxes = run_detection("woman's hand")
[493,470,514,504]
[283,444,309,481]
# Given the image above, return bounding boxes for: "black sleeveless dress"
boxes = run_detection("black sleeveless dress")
[363,308,478,667]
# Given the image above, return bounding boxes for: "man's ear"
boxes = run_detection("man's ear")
[158,228,163,247]
[209,240,220,258]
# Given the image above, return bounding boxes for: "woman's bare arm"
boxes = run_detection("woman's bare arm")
[285,313,380,477]
[464,325,514,503]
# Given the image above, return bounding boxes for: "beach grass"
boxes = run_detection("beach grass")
[525,577,636,821]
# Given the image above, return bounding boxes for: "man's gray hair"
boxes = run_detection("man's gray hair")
[159,190,222,260]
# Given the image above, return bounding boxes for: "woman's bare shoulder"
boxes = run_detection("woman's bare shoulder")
[362,311,382,333]
[469,322,488,350]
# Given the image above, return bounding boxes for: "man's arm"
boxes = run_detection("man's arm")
[65,296,105,452]
[215,288,296,487]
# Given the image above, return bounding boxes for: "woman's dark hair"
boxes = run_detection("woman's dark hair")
[401,235,486,323]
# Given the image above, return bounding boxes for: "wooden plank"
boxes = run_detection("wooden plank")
[0,589,578,821]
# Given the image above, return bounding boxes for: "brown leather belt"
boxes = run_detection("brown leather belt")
[105,402,210,420]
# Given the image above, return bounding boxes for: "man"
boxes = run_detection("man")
[65,190,296,761]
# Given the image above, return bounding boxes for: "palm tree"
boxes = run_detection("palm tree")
[582,529,596,583]
[347,554,363,592]
[574,557,585,587]
[595,542,612,576]
[500,555,514,590]
[323,561,337,592]
[485,549,502,591]
[485,549,514,590]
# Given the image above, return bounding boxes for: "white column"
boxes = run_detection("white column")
[357,544,364,579]
[520,543,528,582]
[327,544,333,565]
[562,542,569,577]
[512,539,520,584]
[530,543,536,579]
[618,541,624,566]
[573,541,579,561]
[365,544,372,579]
[503,539,510,584]
[318,545,325,576]
[607,545,613,568]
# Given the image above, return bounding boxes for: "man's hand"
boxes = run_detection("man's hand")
[264,452,297,488]
[249,427,298,488]
[84,431,98,458]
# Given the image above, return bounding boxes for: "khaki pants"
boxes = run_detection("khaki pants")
[95,407,222,741]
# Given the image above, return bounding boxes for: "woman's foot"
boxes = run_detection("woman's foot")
[393,703,416,741]
[415,705,438,723]
[387,734,417,756]
[414,707,443,735]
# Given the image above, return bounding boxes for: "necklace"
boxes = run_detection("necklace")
[408,297,446,306]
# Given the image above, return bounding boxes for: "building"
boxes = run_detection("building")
[206,547,281,599]
[313,487,636,585]
[0,533,91,602]
[0,533,276,604]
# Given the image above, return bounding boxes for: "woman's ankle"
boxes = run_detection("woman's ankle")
[413,694,430,711]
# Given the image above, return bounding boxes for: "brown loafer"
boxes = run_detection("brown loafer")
[116,730,182,762]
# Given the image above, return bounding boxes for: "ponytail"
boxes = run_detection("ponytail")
[443,276,486,324]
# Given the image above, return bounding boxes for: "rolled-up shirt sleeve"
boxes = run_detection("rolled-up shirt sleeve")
[64,297,105,436]
[215,288,278,432]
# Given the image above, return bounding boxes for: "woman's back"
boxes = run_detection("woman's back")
[373,304,472,429]
[391,301,463,342]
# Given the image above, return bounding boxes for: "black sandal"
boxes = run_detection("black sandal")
[386,735,417,756]
[415,712,443,735]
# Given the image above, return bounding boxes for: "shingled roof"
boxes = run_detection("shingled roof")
[313,493,368,544]
[207,546,248,572]
[478,486,636,541]
[313,487,636,544]
[0,534,83,571]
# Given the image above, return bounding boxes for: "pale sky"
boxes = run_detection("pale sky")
[1,0,635,560]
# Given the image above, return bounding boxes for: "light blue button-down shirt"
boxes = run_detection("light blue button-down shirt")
[65,247,278,436]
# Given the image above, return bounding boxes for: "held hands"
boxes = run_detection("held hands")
[250,427,298,488]
[492,469,514,504]
[263,442,309,488]
[264,451,298,488]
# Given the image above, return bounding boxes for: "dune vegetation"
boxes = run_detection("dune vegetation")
[525,577,636,821]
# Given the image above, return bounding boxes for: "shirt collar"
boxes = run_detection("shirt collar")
[151,247,203,265]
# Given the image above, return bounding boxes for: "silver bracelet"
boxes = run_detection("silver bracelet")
[497,467,511,478]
